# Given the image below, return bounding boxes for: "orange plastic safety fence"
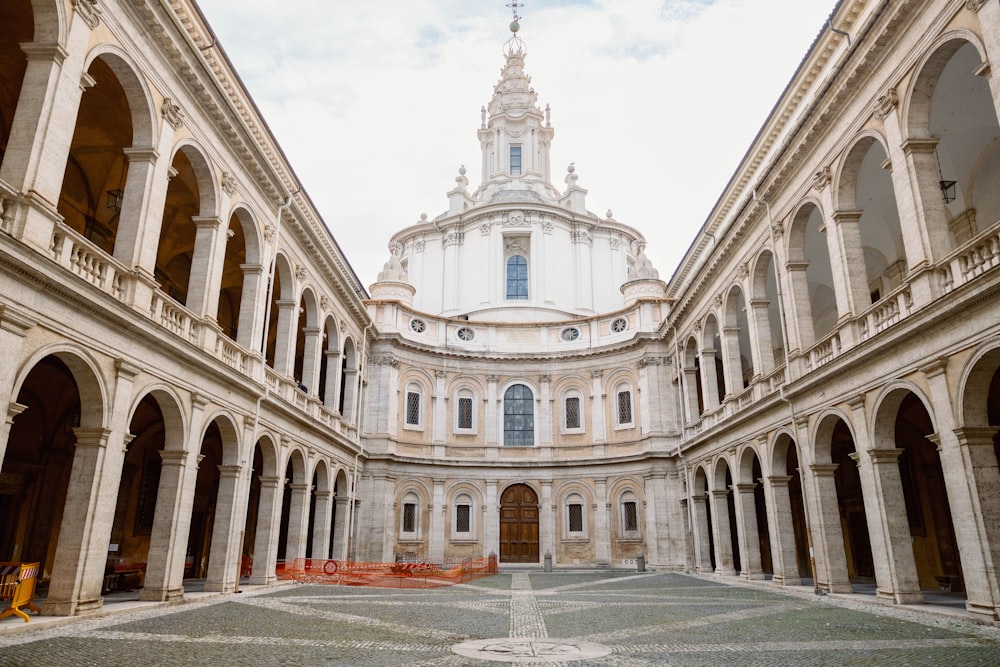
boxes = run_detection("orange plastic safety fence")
[281,555,498,588]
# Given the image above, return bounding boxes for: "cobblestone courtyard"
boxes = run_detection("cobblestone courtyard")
[3,572,1000,666]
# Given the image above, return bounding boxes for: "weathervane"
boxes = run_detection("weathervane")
[504,1,526,55]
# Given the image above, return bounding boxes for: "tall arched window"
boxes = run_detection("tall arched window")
[620,490,640,537]
[455,388,475,432]
[453,492,474,538]
[400,491,420,538]
[506,255,528,300]
[565,492,586,538]
[503,384,534,446]
[615,382,634,428]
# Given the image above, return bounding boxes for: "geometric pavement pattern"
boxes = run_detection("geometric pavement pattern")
[1,572,1000,665]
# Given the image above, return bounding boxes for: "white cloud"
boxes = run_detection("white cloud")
[199,0,835,289]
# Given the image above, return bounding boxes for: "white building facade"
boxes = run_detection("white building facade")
[2,0,1000,627]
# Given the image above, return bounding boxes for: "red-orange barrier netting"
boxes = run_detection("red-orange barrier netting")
[277,555,498,588]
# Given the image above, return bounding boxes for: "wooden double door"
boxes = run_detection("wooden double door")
[500,484,539,563]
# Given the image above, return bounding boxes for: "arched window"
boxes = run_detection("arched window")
[503,384,534,446]
[562,390,584,432]
[506,255,528,300]
[453,492,474,538]
[455,388,476,433]
[400,491,420,538]
[615,383,634,428]
[404,382,423,429]
[565,492,586,538]
[620,490,640,537]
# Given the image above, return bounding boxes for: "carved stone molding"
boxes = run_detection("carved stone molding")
[264,224,276,243]
[295,265,307,281]
[812,166,831,191]
[874,87,898,120]
[73,0,102,29]
[412,239,426,252]
[221,172,238,195]
[480,222,492,236]
[320,295,330,311]
[503,210,530,227]
[373,355,400,368]
[571,230,592,246]
[161,98,185,130]
[637,356,662,369]
[967,0,986,11]
[443,231,465,247]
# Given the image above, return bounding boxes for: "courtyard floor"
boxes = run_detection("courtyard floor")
[2,571,1000,666]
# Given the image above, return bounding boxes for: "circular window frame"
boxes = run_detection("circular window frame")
[409,318,427,333]
[561,327,581,342]
[610,317,628,333]
[456,327,476,341]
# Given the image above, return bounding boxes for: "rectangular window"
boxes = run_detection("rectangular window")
[617,390,633,425]
[510,145,522,175]
[405,391,420,426]
[568,504,583,533]
[456,504,470,533]
[458,396,473,429]
[403,503,416,533]
[623,501,638,532]
[565,396,580,429]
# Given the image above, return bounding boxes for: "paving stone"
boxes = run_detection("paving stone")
[1,573,999,665]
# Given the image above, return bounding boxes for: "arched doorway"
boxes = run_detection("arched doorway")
[499,484,538,563]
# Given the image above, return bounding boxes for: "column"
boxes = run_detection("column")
[311,489,333,562]
[784,262,813,355]
[951,427,1000,622]
[721,326,743,399]
[272,299,297,376]
[249,475,283,584]
[808,463,852,593]
[485,376,499,453]
[540,481,555,563]
[764,476,801,586]
[432,371,446,445]
[300,326,322,394]
[830,210,870,320]
[590,370,606,443]
[1,21,92,252]
[204,464,242,592]
[284,483,311,565]
[692,494,713,574]
[710,489,736,575]
[747,299,775,375]
[237,264,265,351]
[484,481,499,557]
[900,139,955,265]
[429,479,445,562]
[862,449,923,604]
[682,365,700,422]
[323,350,342,410]
[539,375,553,447]
[735,483,764,580]
[643,474,666,567]
[594,479,611,566]
[140,449,193,601]
[332,495,349,560]
[666,471,689,570]
[185,216,223,317]
[0,307,35,466]
[699,347,721,411]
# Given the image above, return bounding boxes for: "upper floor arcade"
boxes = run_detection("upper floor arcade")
[0,0,372,435]
[663,0,1000,437]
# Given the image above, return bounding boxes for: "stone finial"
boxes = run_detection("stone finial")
[631,248,659,280]
[455,165,469,189]
[565,163,578,187]
[376,243,408,283]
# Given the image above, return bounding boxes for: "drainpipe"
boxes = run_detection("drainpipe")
[753,189,821,594]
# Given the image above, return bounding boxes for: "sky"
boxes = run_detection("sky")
[197,0,838,291]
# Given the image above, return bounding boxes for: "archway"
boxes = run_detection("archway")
[830,419,875,582]
[499,483,538,563]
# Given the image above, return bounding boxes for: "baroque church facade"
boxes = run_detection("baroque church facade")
[2,0,1000,625]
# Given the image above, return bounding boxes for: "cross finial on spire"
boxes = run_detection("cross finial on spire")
[504,1,526,55]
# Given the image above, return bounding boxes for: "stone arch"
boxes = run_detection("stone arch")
[683,335,704,420]
[787,200,836,343]
[31,0,66,44]
[81,45,157,148]
[836,132,907,305]
[749,248,785,371]
[199,409,241,466]
[338,337,358,417]
[217,205,262,345]
[12,344,108,430]
[293,287,321,388]
[769,430,811,579]
[958,337,1000,428]
[723,284,754,391]
[700,314,725,406]
[736,443,773,576]
[264,253,295,370]
[906,32,998,247]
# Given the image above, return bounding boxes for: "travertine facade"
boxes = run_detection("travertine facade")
[2,0,1000,626]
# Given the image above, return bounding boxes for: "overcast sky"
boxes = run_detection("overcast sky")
[197,0,837,291]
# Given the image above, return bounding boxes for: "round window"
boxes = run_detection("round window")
[561,327,581,342]
[457,327,476,341]
[409,318,426,333]
[611,317,628,333]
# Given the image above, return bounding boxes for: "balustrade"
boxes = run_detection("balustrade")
[939,221,1000,294]
[49,225,127,301]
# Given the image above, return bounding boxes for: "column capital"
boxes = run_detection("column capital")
[192,216,221,230]
[158,449,189,465]
[217,464,242,478]
[289,483,312,493]
[259,475,284,489]
[809,463,839,477]
[72,427,112,448]
[20,42,68,65]
[953,426,1000,446]
[766,475,793,487]
[734,483,758,493]
[123,147,159,164]
[867,448,903,463]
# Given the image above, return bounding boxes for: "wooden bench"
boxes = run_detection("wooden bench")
[0,562,41,622]
[103,562,146,593]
